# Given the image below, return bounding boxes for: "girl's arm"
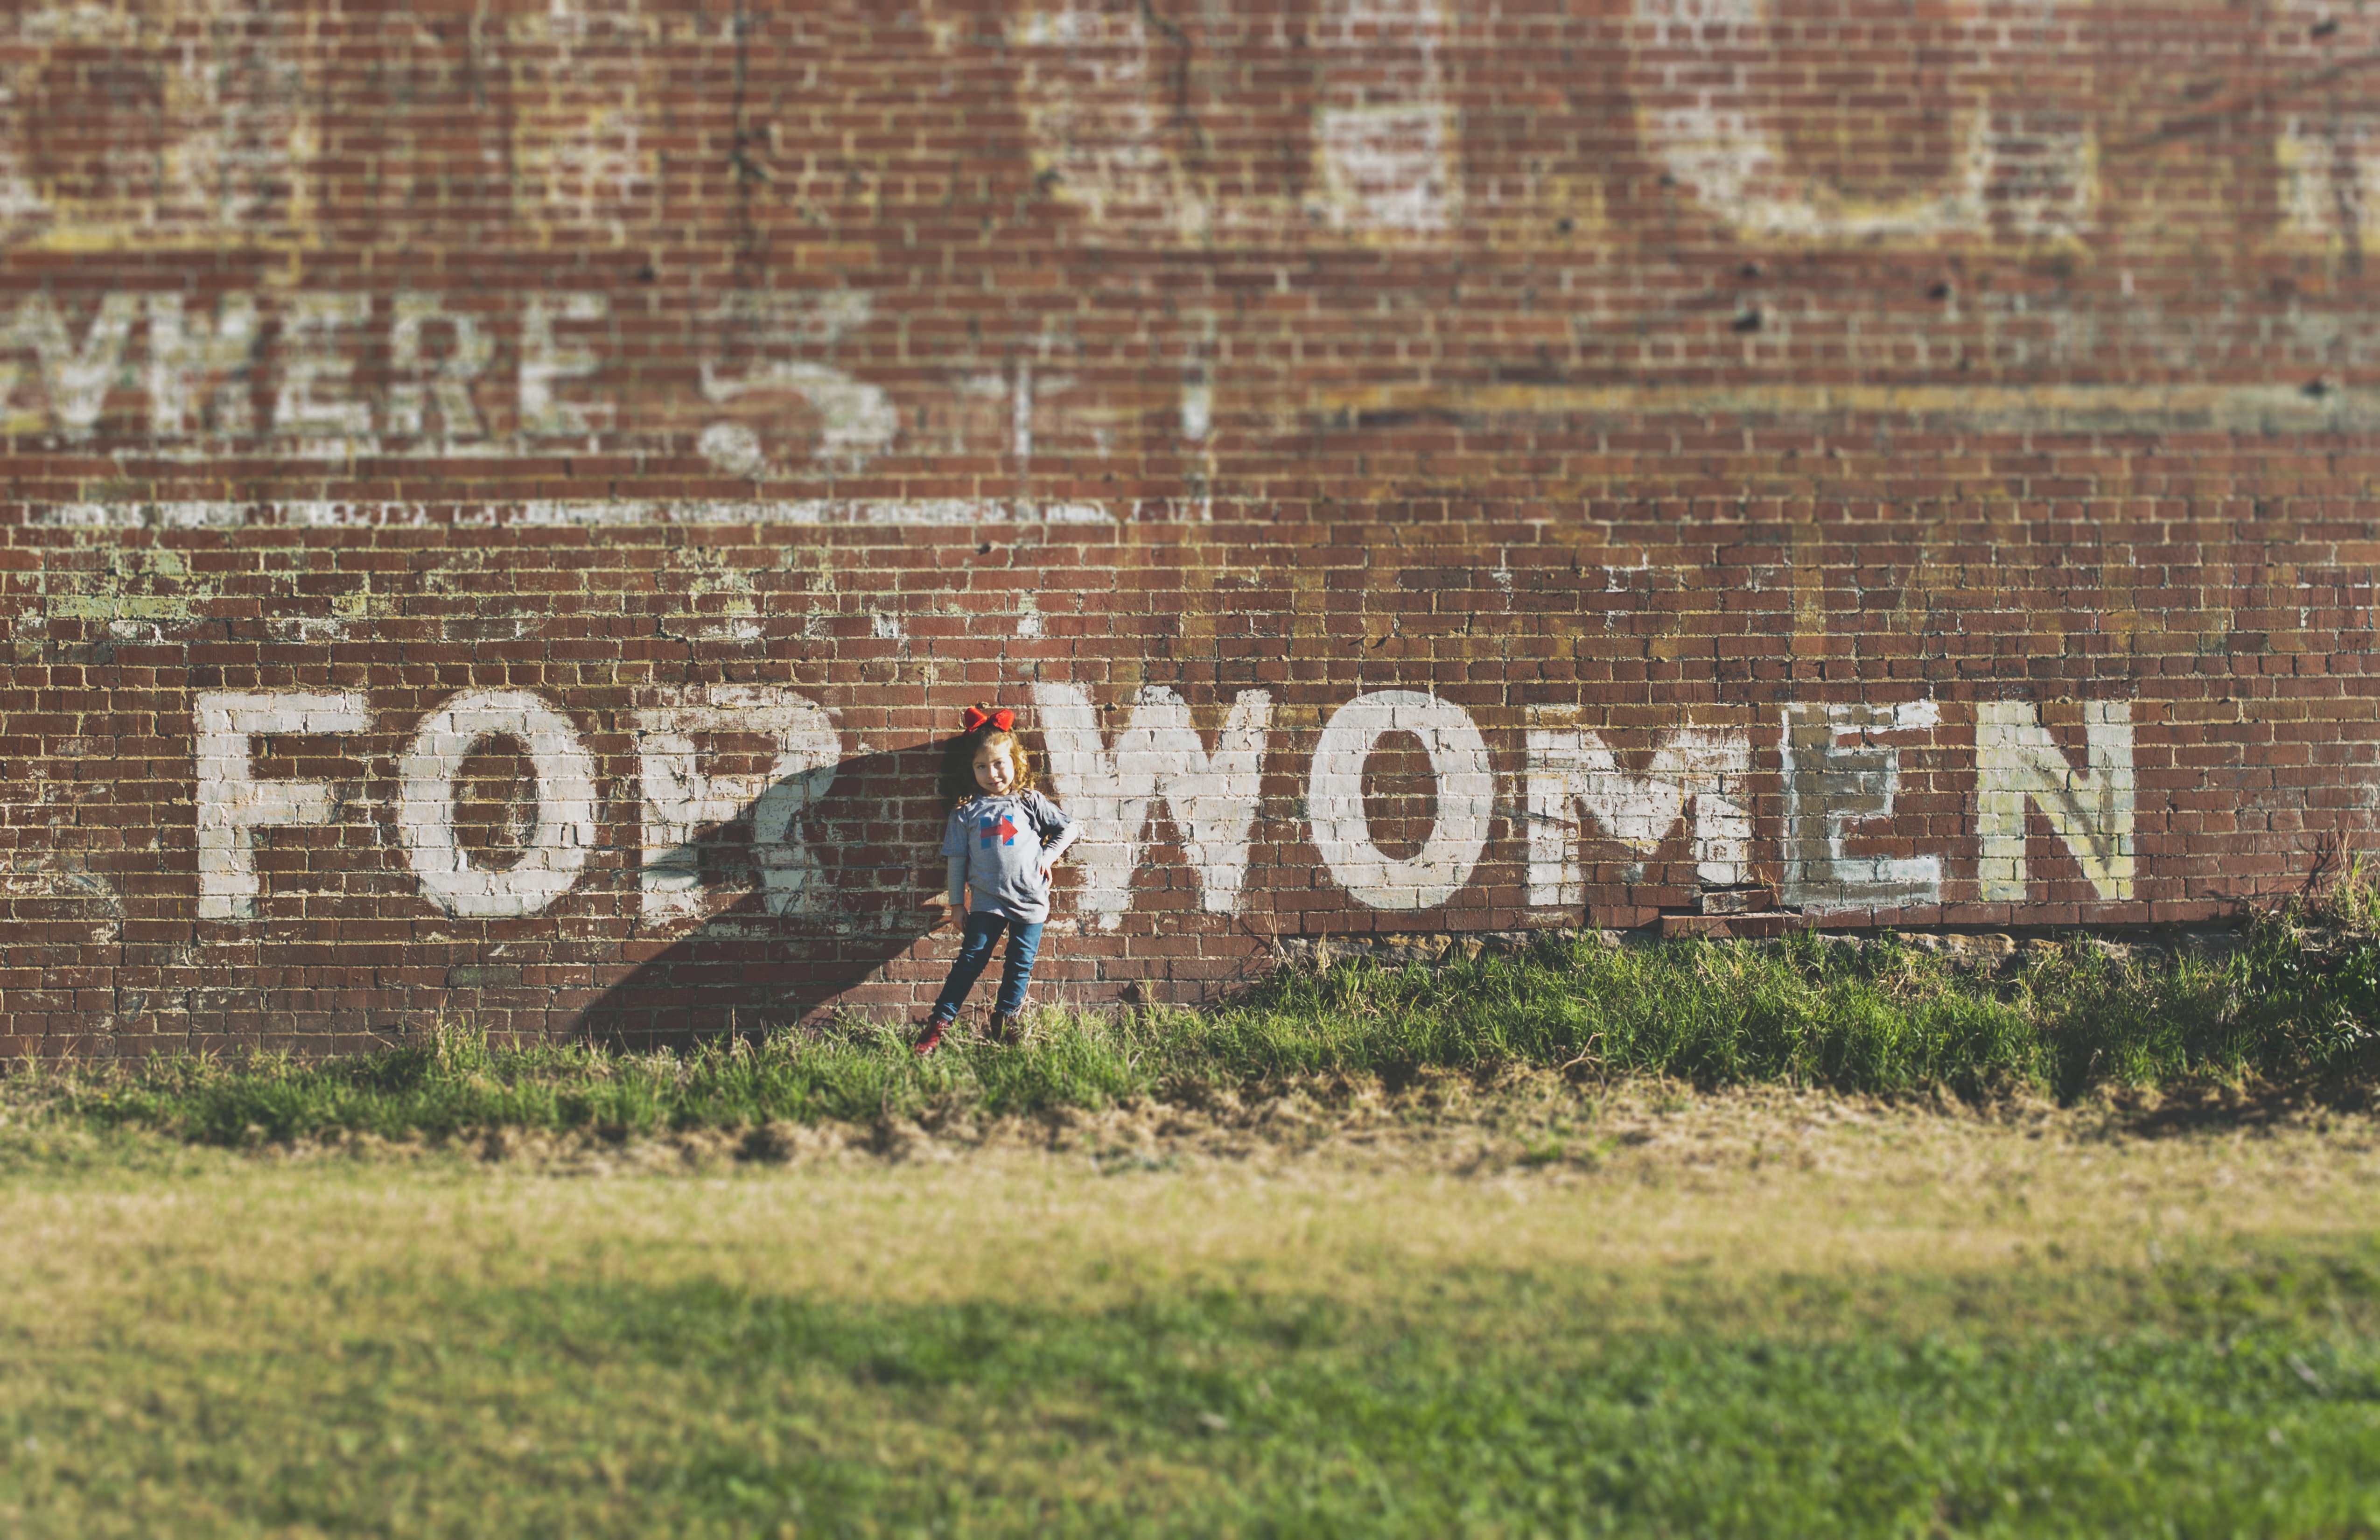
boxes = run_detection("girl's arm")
[1038,818,1082,878]
[921,845,967,923]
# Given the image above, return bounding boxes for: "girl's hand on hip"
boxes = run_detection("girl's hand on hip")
[1037,860,1056,883]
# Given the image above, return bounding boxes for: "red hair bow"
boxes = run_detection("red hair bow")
[962,705,1015,733]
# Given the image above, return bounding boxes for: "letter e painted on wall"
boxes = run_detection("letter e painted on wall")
[1779,701,1943,913]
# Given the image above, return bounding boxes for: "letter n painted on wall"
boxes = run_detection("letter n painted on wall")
[1974,700,2135,903]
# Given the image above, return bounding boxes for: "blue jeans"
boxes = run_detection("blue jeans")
[930,911,1044,1023]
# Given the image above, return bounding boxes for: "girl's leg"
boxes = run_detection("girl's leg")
[929,912,1008,1023]
[992,920,1044,1018]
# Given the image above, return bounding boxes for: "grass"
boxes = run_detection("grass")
[6,917,2378,1149]
[11,1263,2380,1536]
[7,911,2380,1533]
[1,1129,2375,1537]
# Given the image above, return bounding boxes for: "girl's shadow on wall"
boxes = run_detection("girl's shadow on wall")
[580,745,943,1049]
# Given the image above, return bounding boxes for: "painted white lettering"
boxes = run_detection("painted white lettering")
[273,292,373,441]
[1524,709,1750,907]
[194,691,371,921]
[1034,684,1274,929]
[1779,701,1943,912]
[6,294,139,440]
[1975,700,2135,903]
[387,292,492,440]
[635,687,841,924]
[146,294,259,437]
[698,292,896,473]
[1308,690,1492,910]
[1632,0,2093,242]
[520,293,611,437]
[397,690,599,919]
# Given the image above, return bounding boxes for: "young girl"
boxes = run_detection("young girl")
[914,706,1080,1053]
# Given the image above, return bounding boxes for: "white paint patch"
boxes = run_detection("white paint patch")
[1307,689,1492,910]
[699,291,896,474]
[194,691,372,921]
[397,690,600,919]
[510,0,659,240]
[1779,702,1943,913]
[870,612,905,641]
[2276,115,2380,247]
[520,294,612,439]
[1007,4,1211,240]
[0,294,137,440]
[35,499,1122,530]
[0,4,310,250]
[635,686,841,925]
[1524,710,1750,907]
[1632,0,2093,242]
[1312,0,1458,238]
[387,292,493,443]
[1179,376,1211,443]
[1975,700,2135,903]
[272,292,374,448]
[1034,684,1274,929]
[145,294,259,437]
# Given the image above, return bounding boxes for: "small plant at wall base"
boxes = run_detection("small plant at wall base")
[7,918,2379,1148]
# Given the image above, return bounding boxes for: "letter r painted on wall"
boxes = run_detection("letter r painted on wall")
[634,687,841,925]
[1974,700,2135,903]
[1523,710,1750,908]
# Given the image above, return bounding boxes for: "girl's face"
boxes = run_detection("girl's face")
[972,741,1018,795]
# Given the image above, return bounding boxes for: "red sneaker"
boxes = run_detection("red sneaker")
[912,1015,952,1055]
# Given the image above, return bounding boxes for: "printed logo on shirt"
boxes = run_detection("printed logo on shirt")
[979,811,1020,848]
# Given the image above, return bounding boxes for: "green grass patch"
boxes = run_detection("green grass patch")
[8,922,2379,1147]
[6,1244,2377,1536]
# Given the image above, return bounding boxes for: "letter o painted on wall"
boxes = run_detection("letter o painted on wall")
[1307,690,1493,910]
[398,690,600,919]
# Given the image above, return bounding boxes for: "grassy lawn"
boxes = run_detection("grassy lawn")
[0,1134,2376,1536]
[4,926,2380,1535]
[7,922,2377,1148]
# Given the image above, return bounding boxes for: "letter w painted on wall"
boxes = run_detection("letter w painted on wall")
[1975,700,2135,902]
[1524,708,1750,907]
[1033,684,1272,929]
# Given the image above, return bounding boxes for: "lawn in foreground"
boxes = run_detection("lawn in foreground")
[1,1110,2376,1537]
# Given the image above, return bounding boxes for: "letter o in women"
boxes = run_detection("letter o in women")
[1307,690,1493,910]
[399,690,600,918]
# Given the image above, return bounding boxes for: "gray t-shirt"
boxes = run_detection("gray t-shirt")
[940,790,1075,923]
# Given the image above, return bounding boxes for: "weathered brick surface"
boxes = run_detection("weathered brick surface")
[3,1,2378,1053]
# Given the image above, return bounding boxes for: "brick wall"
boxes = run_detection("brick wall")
[4,1,2378,1053]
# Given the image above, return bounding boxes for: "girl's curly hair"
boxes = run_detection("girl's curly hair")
[939,721,1038,805]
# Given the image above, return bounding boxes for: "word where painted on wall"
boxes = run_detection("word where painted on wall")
[0,289,893,471]
[192,686,2138,927]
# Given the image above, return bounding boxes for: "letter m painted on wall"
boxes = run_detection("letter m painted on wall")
[1974,701,2135,903]
[1034,684,1273,929]
[1524,708,1750,908]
